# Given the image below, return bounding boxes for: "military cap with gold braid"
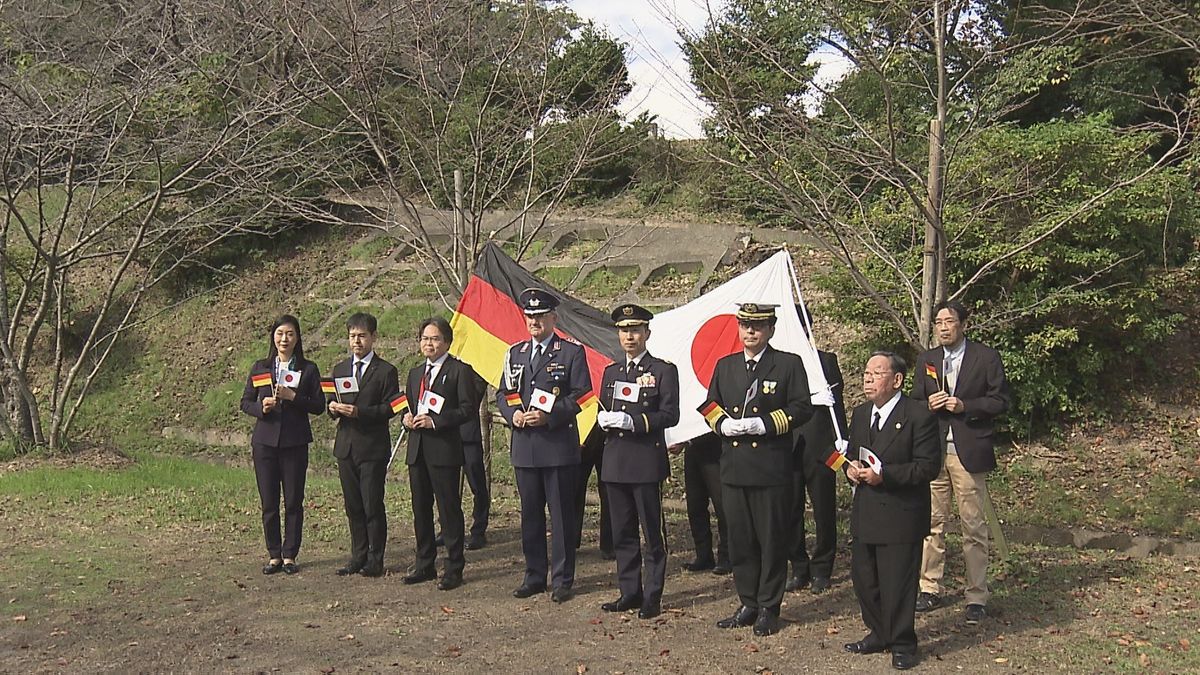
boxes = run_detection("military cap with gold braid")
[611,303,653,327]
[736,302,779,323]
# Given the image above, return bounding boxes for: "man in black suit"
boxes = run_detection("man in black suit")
[596,304,680,620]
[912,300,1010,625]
[843,351,941,671]
[327,312,400,578]
[671,432,731,575]
[496,288,592,603]
[458,370,491,551]
[787,330,847,594]
[704,302,813,637]
[400,317,482,591]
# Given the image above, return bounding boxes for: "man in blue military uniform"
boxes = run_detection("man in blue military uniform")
[702,302,814,636]
[496,288,592,603]
[596,303,680,620]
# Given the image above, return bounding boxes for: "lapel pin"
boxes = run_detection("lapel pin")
[895,422,902,429]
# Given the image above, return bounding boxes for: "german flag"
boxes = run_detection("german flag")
[320,378,337,395]
[250,372,273,389]
[824,449,847,471]
[575,389,597,408]
[697,400,727,431]
[925,362,938,383]
[450,243,620,441]
[390,393,409,415]
[505,391,524,409]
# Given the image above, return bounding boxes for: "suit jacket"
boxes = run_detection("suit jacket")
[794,350,848,463]
[598,353,680,484]
[704,345,814,486]
[910,340,1010,473]
[240,358,325,447]
[847,396,941,544]
[496,334,591,468]
[327,354,400,463]
[404,356,481,467]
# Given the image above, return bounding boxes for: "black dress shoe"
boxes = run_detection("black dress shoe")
[716,605,758,629]
[282,562,300,575]
[810,576,831,594]
[336,562,364,576]
[785,575,810,592]
[892,652,919,670]
[359,563,384,578]
[601,594,643,612]
[682,558,715,572]
[712,562,732,575]
[915,592,942,613]
[465,534,486,550]
[437,575,463,591]
[551,586,574,603]
[262,560,283,575]
[638,602,662,620]
[752,610,781,636]
[512,583,547,598]
[402,569,437,585]
[843,639,886,655]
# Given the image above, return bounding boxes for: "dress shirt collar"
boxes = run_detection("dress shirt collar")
[871,391,903,427]
[353,351,375,371]
[942,338,967,363]
[425,351,449,370]
[531,334,554,355]
[626,351,647,369]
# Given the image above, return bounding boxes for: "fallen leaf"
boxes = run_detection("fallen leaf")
[13,615,26,622]
[440,606,454,614]
[1181,638,1191,651]
[659,649,670,657]
[825,626,839,635]
[1139,653,1151,667]
[994,657,1008,663]
[320,668,335,674]
[576,665,587,674]
[588,618,602,625]
[339,634,354,641]
[742,643,759,653]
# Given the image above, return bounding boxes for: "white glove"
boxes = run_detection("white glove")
[834,439,849,455]
[597,411,620,429]
[811,389,835,407]
[743,417,767,435]
[615,412,635,431]
[719,419,743,436]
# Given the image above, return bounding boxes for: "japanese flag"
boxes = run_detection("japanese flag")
[646,251,829,445]
[419,389,444,415]
[859,447,883,474]
[613,381,640,403]
[279,368,302,389]
[530,387,556,413]
[334,376,359,394]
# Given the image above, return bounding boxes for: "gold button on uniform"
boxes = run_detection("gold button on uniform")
[752,406,759,413]
[732,441,739,447]
[751,442,758,448]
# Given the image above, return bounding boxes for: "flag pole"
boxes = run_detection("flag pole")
[784,252,845,447]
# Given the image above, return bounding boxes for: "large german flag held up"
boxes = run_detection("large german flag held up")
[450,242,620,442]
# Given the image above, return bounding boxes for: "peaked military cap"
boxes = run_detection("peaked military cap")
[736,302,779,323]
[611,303,653,327]
[519,287,559,316]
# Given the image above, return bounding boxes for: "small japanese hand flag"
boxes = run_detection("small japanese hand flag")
[334,376,359,394]
[418,389,444,415]
[613,381,640,403]
[859,447,883,474]
[278,368,302,389]
[530,387,556,413]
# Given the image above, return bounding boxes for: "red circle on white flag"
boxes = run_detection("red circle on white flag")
[690,314,742,387]
[538,395,547,404]
[621,386,632,396]
[342,381,351,389]
[285,373,295,383]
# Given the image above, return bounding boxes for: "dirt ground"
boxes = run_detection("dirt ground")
[3,488,1198,675]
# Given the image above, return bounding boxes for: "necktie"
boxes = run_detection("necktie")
[944,355,958,394]
[747,359,756,375]
[532,344,544,371]
[355,360,364,382]
[870,411,881,445]
[420,363,433,397]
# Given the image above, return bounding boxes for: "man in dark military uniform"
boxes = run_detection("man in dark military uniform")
[701,303,813,636]
[595,303,680,620]
[496,288,592,603]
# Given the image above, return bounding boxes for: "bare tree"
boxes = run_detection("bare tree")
[270,0,638,297]
[675,0,1193,349]
[0,0,324,451]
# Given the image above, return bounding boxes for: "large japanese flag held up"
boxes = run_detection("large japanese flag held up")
[647,250,830,446]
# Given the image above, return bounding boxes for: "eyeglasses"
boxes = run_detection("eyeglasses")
[419,336,444,343]
[862,370,894,381]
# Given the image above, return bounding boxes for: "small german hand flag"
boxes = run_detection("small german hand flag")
[575,389,597,407]
[320,378,337,395]
[925,363,938,382]
[824,449,847,472]
[697,400,727,427]
[250,372,273,388]
[390,393,409,415]
[505,391,523,408]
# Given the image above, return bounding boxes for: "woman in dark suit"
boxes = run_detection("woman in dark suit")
[240,314,325,575]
